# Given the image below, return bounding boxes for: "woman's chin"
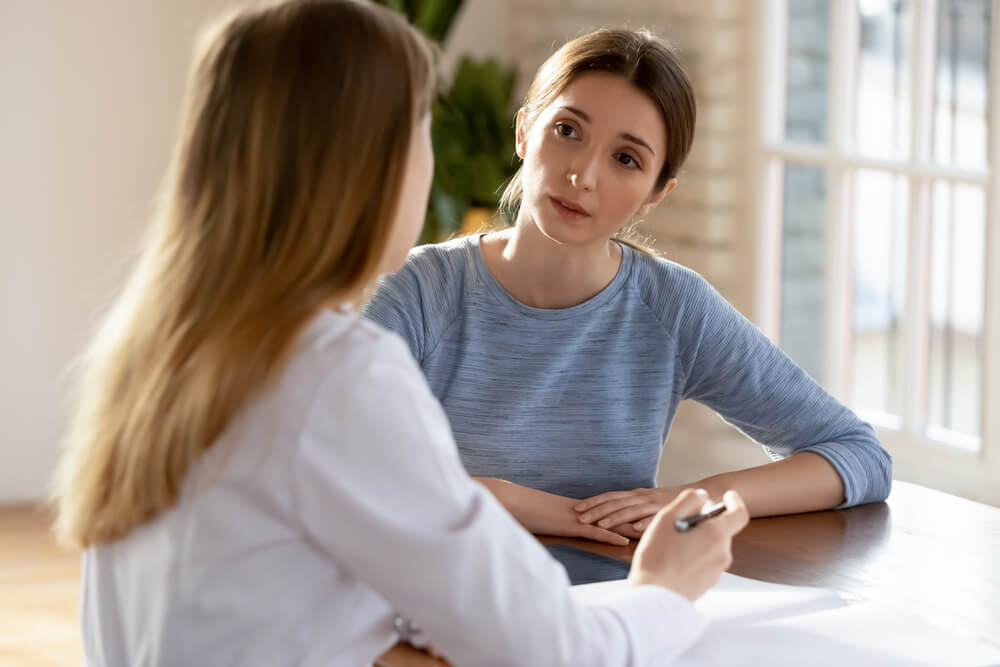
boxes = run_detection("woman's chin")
[531,214,600,248]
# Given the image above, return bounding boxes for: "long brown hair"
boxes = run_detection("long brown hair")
[499,28,696,248]
[52,0,435,549]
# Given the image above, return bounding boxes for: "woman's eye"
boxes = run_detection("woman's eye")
[555,123,577,138]
[617,153,639,169]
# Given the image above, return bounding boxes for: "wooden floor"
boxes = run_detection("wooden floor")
[0,504,82,667]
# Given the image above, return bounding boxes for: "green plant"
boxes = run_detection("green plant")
[373,0,518,242]
[376,0,464,43]
[425,57,517,241]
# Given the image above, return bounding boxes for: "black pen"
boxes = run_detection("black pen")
[674,500,727,532]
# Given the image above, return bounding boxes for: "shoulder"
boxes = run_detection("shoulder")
[220,311,426,471]
[362,237,485,359]
[364,236,479,321]
[393,236,479,285]
[630,249,708,289]
[294,311,419,394]
[627,248,726,326]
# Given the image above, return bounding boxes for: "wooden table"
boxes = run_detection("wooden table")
[376,480,1000,665]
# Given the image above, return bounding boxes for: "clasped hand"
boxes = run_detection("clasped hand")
[474,478,686,546]
[574,486,684,534]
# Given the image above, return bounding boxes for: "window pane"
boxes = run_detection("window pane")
[933,0,991,169]
[854,0,913,159]
[781,163,827,382]
[786,0,830,143]
[926,182,985,447]
[849,170,908,419]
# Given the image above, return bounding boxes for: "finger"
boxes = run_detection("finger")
[630,497,684,532]
[574,491,635,513]
[579,495,644,524]
[718,490,750,536]
[611,523,644,540]
[583,525,631,546]
[597,503,661,529]
[637,491,703,536]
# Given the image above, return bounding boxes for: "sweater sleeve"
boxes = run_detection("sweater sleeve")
[674,273,892,507]
[362,258,428,362]
[362,243,465,364]
[292,333,706,666]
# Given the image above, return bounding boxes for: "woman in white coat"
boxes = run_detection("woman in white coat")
[51,1,748,665]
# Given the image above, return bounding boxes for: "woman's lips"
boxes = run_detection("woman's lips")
[549,196,590,220]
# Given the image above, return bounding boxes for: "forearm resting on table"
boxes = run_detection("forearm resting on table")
[473,477,515,504]
[473,477,540,515]
[473,478,563,523]
[694,452,846,517]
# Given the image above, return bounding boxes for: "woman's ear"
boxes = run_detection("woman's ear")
[515,107,528,159]
[637,178,678,217]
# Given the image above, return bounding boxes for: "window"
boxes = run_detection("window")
[755,0,999,499]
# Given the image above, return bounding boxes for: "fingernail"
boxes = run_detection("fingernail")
[598,519,610,528]
[579,513,590,522]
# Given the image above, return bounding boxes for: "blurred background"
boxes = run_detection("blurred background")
[1,0,997,510]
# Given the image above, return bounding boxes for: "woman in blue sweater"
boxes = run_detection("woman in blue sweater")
[364,28,891,546]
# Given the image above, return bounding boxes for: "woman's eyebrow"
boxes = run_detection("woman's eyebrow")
[559,106,655,157]
[561,105,591,122]
[621,132,655,157]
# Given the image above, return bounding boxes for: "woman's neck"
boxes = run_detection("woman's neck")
[480,217,622,309]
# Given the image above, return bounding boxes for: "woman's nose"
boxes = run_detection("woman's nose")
[566,152,599,191]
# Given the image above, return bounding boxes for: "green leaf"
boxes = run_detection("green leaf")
[374,0,409,18]
[429,56,519,214]
[412,0,465,43]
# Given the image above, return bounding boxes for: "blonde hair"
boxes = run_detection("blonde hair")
[52,0,435,549]
[499,29,696,253]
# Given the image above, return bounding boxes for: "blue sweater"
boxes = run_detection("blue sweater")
[363,235,891,507]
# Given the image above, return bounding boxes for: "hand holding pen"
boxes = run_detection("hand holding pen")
[674,499,729,532]
[627,489,749,602]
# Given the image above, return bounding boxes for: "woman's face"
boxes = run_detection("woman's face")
[381,113,434,273]
[516,71,674,247]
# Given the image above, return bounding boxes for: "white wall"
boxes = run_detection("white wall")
[0,1,220,503]
[0,1,507,505]
[441,0,509,77]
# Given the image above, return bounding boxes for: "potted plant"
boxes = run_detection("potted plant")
[373,0,518,243]
[427,56,517,242]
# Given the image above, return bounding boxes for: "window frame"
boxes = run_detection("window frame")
[751,0,1000,502]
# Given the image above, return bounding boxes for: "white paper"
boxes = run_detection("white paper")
[573,573,1000,666]
[689,571,848,629]
[676,599,1000,667]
